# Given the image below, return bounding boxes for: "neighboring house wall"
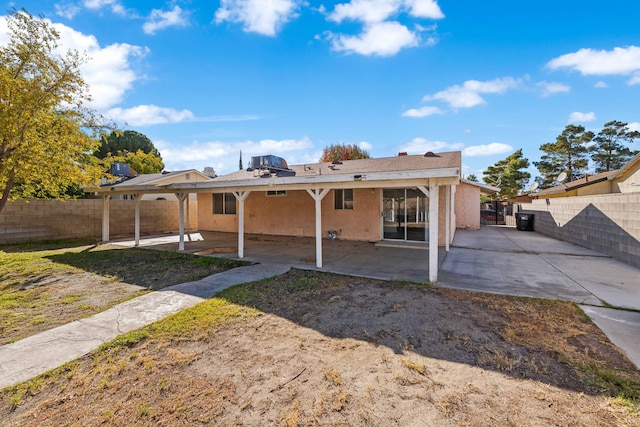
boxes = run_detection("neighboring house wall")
[615,167,640,194]
[198,187,453,244]
[0,199,198,244]
[455,183,480,230]
[520,193,640,267]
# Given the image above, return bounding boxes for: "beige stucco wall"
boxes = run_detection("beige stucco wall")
[198,186,454,245]
[199,189,381,241]
[455,182,480,230]
[0,199,197,244]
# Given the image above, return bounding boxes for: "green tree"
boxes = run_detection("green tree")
[94,130,164,173]
[591,120,639,172]
[320,143,370,162]
[0,10,106,212]
[104,150,165,175]
[482,149,531,199]
[534,124,593,188]
[466,174,479,182]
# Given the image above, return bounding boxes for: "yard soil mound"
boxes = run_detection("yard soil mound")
[2,270,639,426]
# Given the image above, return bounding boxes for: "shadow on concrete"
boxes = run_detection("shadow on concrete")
[532,203,640,268]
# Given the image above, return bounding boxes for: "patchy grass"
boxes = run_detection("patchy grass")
[1,269,639,425]
[0,243,247,345]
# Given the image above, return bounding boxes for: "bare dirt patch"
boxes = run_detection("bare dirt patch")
[1,269,638,426]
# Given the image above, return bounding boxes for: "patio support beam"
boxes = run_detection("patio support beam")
[176,193,188,251]
[233,191,251,258]
[133,194,141,247]
[306,188,330,268]
[101,194,110,243]
[428,181,439,283]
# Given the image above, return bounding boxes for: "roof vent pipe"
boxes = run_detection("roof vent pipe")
[398,152,408,156]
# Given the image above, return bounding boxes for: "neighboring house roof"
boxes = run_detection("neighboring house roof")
[534,170,618,197]
[102,169,211,188]
[98,151,462,194]
[609,151,640,181]
[460,179,499,195]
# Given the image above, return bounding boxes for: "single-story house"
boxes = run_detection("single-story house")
[533,152,640,199]
[96,151,464,282]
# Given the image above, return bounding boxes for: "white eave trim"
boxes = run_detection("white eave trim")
[94,167,461,194]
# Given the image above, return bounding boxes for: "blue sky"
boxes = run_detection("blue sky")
[3,1,640,181]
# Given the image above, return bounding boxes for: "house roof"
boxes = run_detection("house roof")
[98,151,461,194]
[101,169,210,188]
[534,169,618,197]
[609,151,640,181]
[216,152,461,182]
[460,179,499,195]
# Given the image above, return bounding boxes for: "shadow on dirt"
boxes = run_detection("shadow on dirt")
[217,268,640,398]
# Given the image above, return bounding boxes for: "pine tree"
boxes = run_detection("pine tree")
[591,121,639,172]
[534,124,593,188]
[482,149,530,199]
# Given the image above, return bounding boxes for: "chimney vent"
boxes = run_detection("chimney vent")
[398,152,408,156]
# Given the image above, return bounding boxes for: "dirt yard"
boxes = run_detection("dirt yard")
[1,269,638,426]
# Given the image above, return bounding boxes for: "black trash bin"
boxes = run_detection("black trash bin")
[515,213,534,231]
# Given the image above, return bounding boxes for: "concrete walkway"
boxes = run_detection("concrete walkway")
[0,263,290,389]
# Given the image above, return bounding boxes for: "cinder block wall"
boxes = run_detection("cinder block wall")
[0,199,198,244]
[519,193,640,267]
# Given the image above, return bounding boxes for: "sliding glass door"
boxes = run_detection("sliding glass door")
[382,188,428,241]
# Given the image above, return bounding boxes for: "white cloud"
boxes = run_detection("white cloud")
[537,81,570,97]
[399,137,464,154]
[405,0,444,19]
[328,0,402,24]
[143,6,189,35]
[463,143,513,157]
[329,21,418,57]
[627,122,640,132]
[328,0,443,23]
[215,0,300,36]
[401,106,443,117]
[55,4,82,19]
[359,141,373,150]
[547,46,640,86]
[628,74,640,85]
[568,111,596,123]
[594,81,608,88]
[107,105,195,126]
[423,77,520,109]
[0,16,143,110]
[82,0,126,15]
[159,137,314,173]
[41,21,148,110]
